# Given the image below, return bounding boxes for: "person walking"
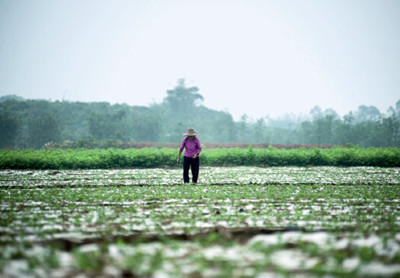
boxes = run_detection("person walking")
[177,128,202,183]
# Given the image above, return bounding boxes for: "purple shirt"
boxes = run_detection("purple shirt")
[179,137,202,158]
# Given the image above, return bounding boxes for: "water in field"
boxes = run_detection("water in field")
[1,167,400,277]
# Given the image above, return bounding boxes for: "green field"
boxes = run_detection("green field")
[1,166,400,277]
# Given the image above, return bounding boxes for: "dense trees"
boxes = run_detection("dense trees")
[0,83,399,149]
[0,107,20,148]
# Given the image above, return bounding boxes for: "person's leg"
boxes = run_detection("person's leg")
[191,157,199,183]
[183,156,190,183]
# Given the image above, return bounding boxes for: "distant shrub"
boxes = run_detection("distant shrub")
[0,147,399,169]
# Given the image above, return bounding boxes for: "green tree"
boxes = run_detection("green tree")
[163,79,204,113]
[208,111,237,142]
[253,118,266,143]
[237,114,252,143]
[27,113,61,149]
[88,106,131,141]
[0,108,20,148]
[354,105,381,122]
[300,108,339,145]
[132,107,161,142]
[382,107,400,147]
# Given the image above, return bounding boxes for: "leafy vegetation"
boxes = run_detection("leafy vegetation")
[1,80,400,149]
[0,146,399,169]
[0,167,399,277]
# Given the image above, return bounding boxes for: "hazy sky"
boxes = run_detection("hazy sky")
[1,0,399,120]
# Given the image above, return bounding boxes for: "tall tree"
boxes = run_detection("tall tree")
[163,79,204,113]
[354,105,381,122]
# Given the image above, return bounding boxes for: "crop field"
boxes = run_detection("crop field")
[1,166,400,277]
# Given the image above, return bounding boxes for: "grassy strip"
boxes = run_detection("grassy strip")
[0,146,399,169]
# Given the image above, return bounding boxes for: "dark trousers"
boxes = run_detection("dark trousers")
[183,156,199,183]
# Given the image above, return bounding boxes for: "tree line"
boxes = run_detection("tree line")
[0,79,399,149]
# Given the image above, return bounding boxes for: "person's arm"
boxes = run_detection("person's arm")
[177,139,185,164]
[193,138,202,158]
[177,149,183,164]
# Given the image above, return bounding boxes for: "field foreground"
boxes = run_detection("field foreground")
[1,166,400,277]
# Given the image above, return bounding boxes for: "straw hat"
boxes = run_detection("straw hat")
[182,128,198,136]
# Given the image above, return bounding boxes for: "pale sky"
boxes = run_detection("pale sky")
[0,0,399,120]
